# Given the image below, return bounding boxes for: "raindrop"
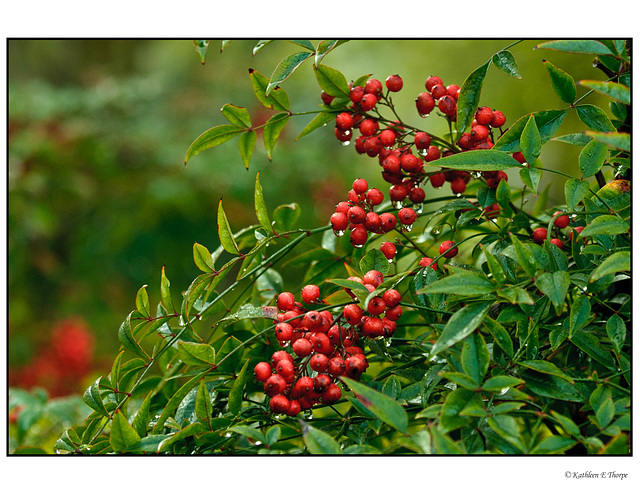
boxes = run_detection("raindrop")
[419,112,430,118]
[225,432,232,438]
[570,214,578,219]
[418,148,428,157]
[334,229,345,237]
[387,258,394,264]
[403,224,413,232]
[340,140,351,147]
[385,341,391,348]
[383,145,393,150]
[432,226,442,236]
[455,192,462,197]
[353,243,364,249]
[394,201,404,209]
[413,203,424,214]
[471,171,482,179]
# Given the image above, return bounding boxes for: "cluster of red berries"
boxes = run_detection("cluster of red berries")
[330,178,419,249]
[255,274,403,415]
[531,211,575,250]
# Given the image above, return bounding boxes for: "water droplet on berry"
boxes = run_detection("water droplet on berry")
[394,201,404,209]
[340,140,351,147]
[354,243,364,249]
[418,148,428,157]
[570,214,578,219]
[383,145,392,150]
[334,229,345,237]
[385,340,391,348]
[225,432,232,437]
[403,224,413,232]
[419,112,430,118]
[414,203,424,214]
[387,258,394,264]
[471,171,482,179]
[455,192,462,197]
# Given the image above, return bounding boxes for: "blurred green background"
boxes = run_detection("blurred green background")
[8,39,612,395]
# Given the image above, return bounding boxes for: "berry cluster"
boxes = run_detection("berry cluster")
[531,211,573,250]
[255,274,403,415]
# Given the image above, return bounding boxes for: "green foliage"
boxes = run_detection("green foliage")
[27,39,632,455]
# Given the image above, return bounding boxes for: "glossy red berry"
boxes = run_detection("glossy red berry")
[327,357,346,377]
[439,241,458,258]
[450,177,467,194]
[292,337,313,357]
[437,95,457,117]
[385,305,402,321]
[343,304,363,326]
[570,226,585,242]
[362,316,385,338]
[416,92,435,116]
[349,85,365,103]
[475,106,494,125]
[345,355,368,379]
[385,74,403,92]
[269,394,291,414]
[408,187,426,204]
[365,78,383,97]
[334,127,352,142]
[359,118,379,137]
[364,212,382,233]
[274,322,294,342]
[425,145,441,162]
[430,84,447,99]
[382,155,401,175]
[425,75,444,92]
[414,131,431,150]
[360,93,377,111]
[550,238,565,250]
[398,207,417,225]
[348,205,366,224]
[471,124,490,142]
[419,257,438,270]
[382,289,402,308]
[366,297,387,316]
[429,172,446,188]
[363,270,384,288]
[313,374,332,393]
[310,332,334,355]
[379,212,397,232]
[532,227,548,245]
[352,178,369,194]
[446,84,460,99]
[330,212,349,231]
[309,353,329,373]
[363,136,382,157]
[286,400,301,417]
[275,358,295,378]
[277,292,295,312]
[301,285,321,304]
[254,362,272,382]
[320,91,334,105]
[553,211,570,229]
[380,241,396,260]
[389,184,408,202]
[264,375,287,397]
[321,383,342,404]
[270,350,293,369]
[490,110,506,128]
[366,188,384,205]
[379,129,396,147]
[400,153,420,173]
[336,112,354,131]
[350,224,368,247]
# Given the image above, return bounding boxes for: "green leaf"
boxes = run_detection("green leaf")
[497,287,535,305]
[417,269,496,296]
[585,131,630,152]
[518,360,574,383]
[82,378,110,417]
[456,61,490,135]
[193,243,215,273]
[195,380,213,425]
[160,266,173,312]
[237,131,257,170]
[249,69,290,111]
[550,410,581,437]
[461,332,490,387]
[253,172,273,234]
[509,233,537,277]
[439,371,480,391]
[431,302,492,356]
[177,342,216,366]
[570,331,616,369]
[519,166,542,194]
[297,111,336,141]
[535,271,570,315]
[192,40,209,64]
[606,314,626,355]
[152,370,209,434]
[300,421,342,454]
[579,215,629,237]
[564,178,591,211]
[536,40,614,56]
[579,139,608,177]
[569,295,591,337]
[575,104,616,132]
[520,115,541,164]
[262,112,289,160]
[429,426,465,454]
[184,125,244,165]
[118,311,147,359]
[493,109,568,153]
[313,64,350,98]
[487,415,526,452]
[482,246,505,285]
[482,375,524,392]
[181,273,213,321]
[217,199,240,255]
[590,385,615,429]
[135,285,150,319]
[532,436,577,454]
[492,50,521,78]
[265,425,281,446]
[314,40,348,66]
[288,39,315,51]
[252,40,273,56]
[524,371,583,402]
[221,103,251,128]
[483,317,514,358]
[228,360,250,416]
[495,176,511,209]
[110,410,141,452]
[340,377,408,433]
[132,392,153,438]
[579,80,630,105]
[359,248,389,276]
[552,133,593,146]
[157,423,206,453]
[273,203,300,232]
[542,60,576,103]
[228,425,266,444]
[266,52,313,96]
[440,388,476,432]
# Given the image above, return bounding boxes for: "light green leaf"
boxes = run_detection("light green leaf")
[579,215,629,237]
[456,61,490,134]
[535,271,570,315]
[417,269,497,296]
[519,166,542,194]
[273,203,300,232]
[132,392,153,438]
[193,243,215,273]
[314,64,350,97]
[492,50,521,78]
[532,436,577,454]
[297,111,337,140]
[110,411,141,452]
[266,52,313,96]
[152,370,210,434]
[238,131,257,170]
[428,149,522,171]
[579,80,630,105]
[579,139,608,177]
[359,248,390,276]
[509,233,537,277]
[543,60,576,103]
[483,317,514,358]
[249,69,290,111]
[569,296,591,337]
[340,377,409,433]
[300,420,342,454]
[254,172,272,233]
[118,311,147,359]
[82,378,110,417]
[160,266,173,312]
[288,39,315,51]
[177,342,216,366]
[536,40,614,56]
[221,103,251,128]
[217,199,240,255]
[135,285,150,319]
[431,302,492,356]
[482,375,524,392]
[263,113,289,160]
[493,109,568,153]
[488,415,526,452]
[228,360,250,416]
[564,178,591,211]
[185,125,244,165]
[520,115,541,171]
[192,40,209,64]
[585,131,630,152]
[606,314,626,354]
[314,40,348,66]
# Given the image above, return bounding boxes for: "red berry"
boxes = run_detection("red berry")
[350,224,368,247]
[359,118,379,137]
[362,316,385,337]
[379,129,396,147]
[484,203,501,219]
[398,207,417,225]
[429,172,446,188]
[327,357,346,377]
[330,212,349,231]
[313,374,332,393]
[425,145,441,162]
[364,211,382,233]
[416,92,435,116]
[348,205,366,224]
[553,211,570,229]
[321,91,334,105]
[419,257,438,270]
[471,124,490,142]
[354,135,367,154]
[446,84,460,99]
[532,227,548,245]
[321,383,342,404]
[379,212,397,232]
[349,85,365,104]
[277,292,295,312]
[345,355,368,379]
[490,110,506,128]
[439,241,458,258]
[344,303,363,326]
[269,394,291,413]
[309,353,329,373]
[310,332,334,355]
[254,362,272,382]
[336,112,354,131]
[274,322,294,342]
[430,84,447,99]
[352,178,369,194]
[425,75,444,92]
[385,305,402,321]
[382,155,401,175]
[367,297,386,316]
[363,136,382,157]
[291,376,314,399]
[301,285,321,304]
[486,170,508,189]
[292,337,313,357]
[550,238,565,250]
[366,188,384,205]
[264,375,287,397]
[570,226,585,242]
[270,350,293,369]
[302,310,323,330]
[450,177,467,194]
[438,95,457,117]
[360,93,378,111]
[276,358,295,378]
[400,153,420,173]
[286,400,301,417]
[513,151,526,164]
[475,106,494,125]
[389,184,408,202]
[380,241,397,260]
[385,74,403,92]
[364,78,383,97]
[414,131,431,150]
[335,201,351,215]
[382,289,402,308]
[408,187,426,204]
[363,270,384,288]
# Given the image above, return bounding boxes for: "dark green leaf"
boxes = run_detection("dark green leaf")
[570,331,616,369]
[543,60,576,103]
[314,40,348,66]
[484,317,513,358]
[492,50,521,78]
[249,69,290,111]
[550,410,581,437]
[181,273,213,320]
[439,371,479,391]
[580,215,629,237]
[518,360,574,383]
[493,109,568,153]
[606,314,626,354]
[456,61,490,134]
[185,125,244,164]
[579,139,608,177]
[262,112,289,160]
[238,131,257,170]
[221,103,251,128]
[217,199,240,255]
[177,342,216,366]
[152,370,209,434]
[552,133,593,146]
[82,378,110,417]
[590,385,615,429]
[429,426,465,454]
[440,388,476,432]
[509,233,537,277]
[536,40,613,56]
[487,415,526,452]
[575,104,616,132]
[314,64,350,98]
[266,52,313,95]
[118,311,147,359]
[519,166,542,194]
[461,332,490,386]
[482,375,524,392]
[297,111,336,141]
[135,285,150,319]
[497,287,535,305]
[532,436,577,454]
[431,302,491,356]
[273,203,300,232]
[300,420,342,454]
[228,425,266,444]
[288,39,315,51]
[228,360,250,416]
[110,410,141,452]
[585,131,630,151]
[193,243,215,273]
[194,380,213,425]
[579,80,630,105]
[495,177,511,209]
[359,248,390,276]
[482,246,505,285]
[569,295,591,337]
[564,178,591,211]
[132,392,153,438]
[417,269,497,296]
[340,377,408,433]
[192,40,209,64]
[520,115,541,164]
[535,271,570,315]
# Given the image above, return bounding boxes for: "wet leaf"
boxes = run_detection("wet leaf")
[492,50,521,78]
[185,125,244,165]
[585,131,630,152]
[579,139,608,177]
[110,410,140,452]
[536,40,613,56]
[217,199,240,255]
[520,115,541,164]
[579,80,630,105]
[579,215,629,237]
[431,302,492,356]
[238,130,257,169]
[297,111,336,140]
[263,113,289,160]
[300,420,342,454]
[267,52,313,96]
[249,69,290,111]
[192,40,209,64]
[543,59,576,103]
[493,109,568,153]
[221,103,251,128]
[314,64,350,98]
[193,243,215,273]
[575,104,616,132]
[456,61,490,134]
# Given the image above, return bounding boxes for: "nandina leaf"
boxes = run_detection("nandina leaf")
[195,380,213,425]
[118,311,148,359]
[249,68,289,111]
[314,64,350,98]
[135,285,150,319]
[585,131,630,151]
[177,341,216,366]
[132,392,153,438]
[492,50,521,78]
[417,269,497,296]
[493,109,568,153]
[520,115,541,164]
[579,80,630,105]
[262,112,289,160]
[575,104,616,132]
[426,149,522,171]
[569,295,591,337]
[590,251,630,282]
[221,103,251,128]
[508,233,537,277]
[184,125,244,165]
[564,178,591,211]
[152,369,210,434]
[228,360,250,416]
[192,40,209,64]
[579,215,629,237]
[482,375,524,392]
[267,52,313,96]
[217,199,240,255]
[456,60,490,135]
[110,410,141,452]
[543,60,577,103]
[536,39,614,56]
[579,139,608,177]
[461,332,490,387]
[535,271,570,315]
[82,378,110,418]
[160,266,173,313]
[254,172,272,233]
[314,40,348,67]
[238,130,256,169]
[570,331,616,369]
[606,314,626,355]
[431,302,491,356]
[193,243,215,273]
[300,420,342,454]
[518,360,574,383]
[297,111,336,140]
